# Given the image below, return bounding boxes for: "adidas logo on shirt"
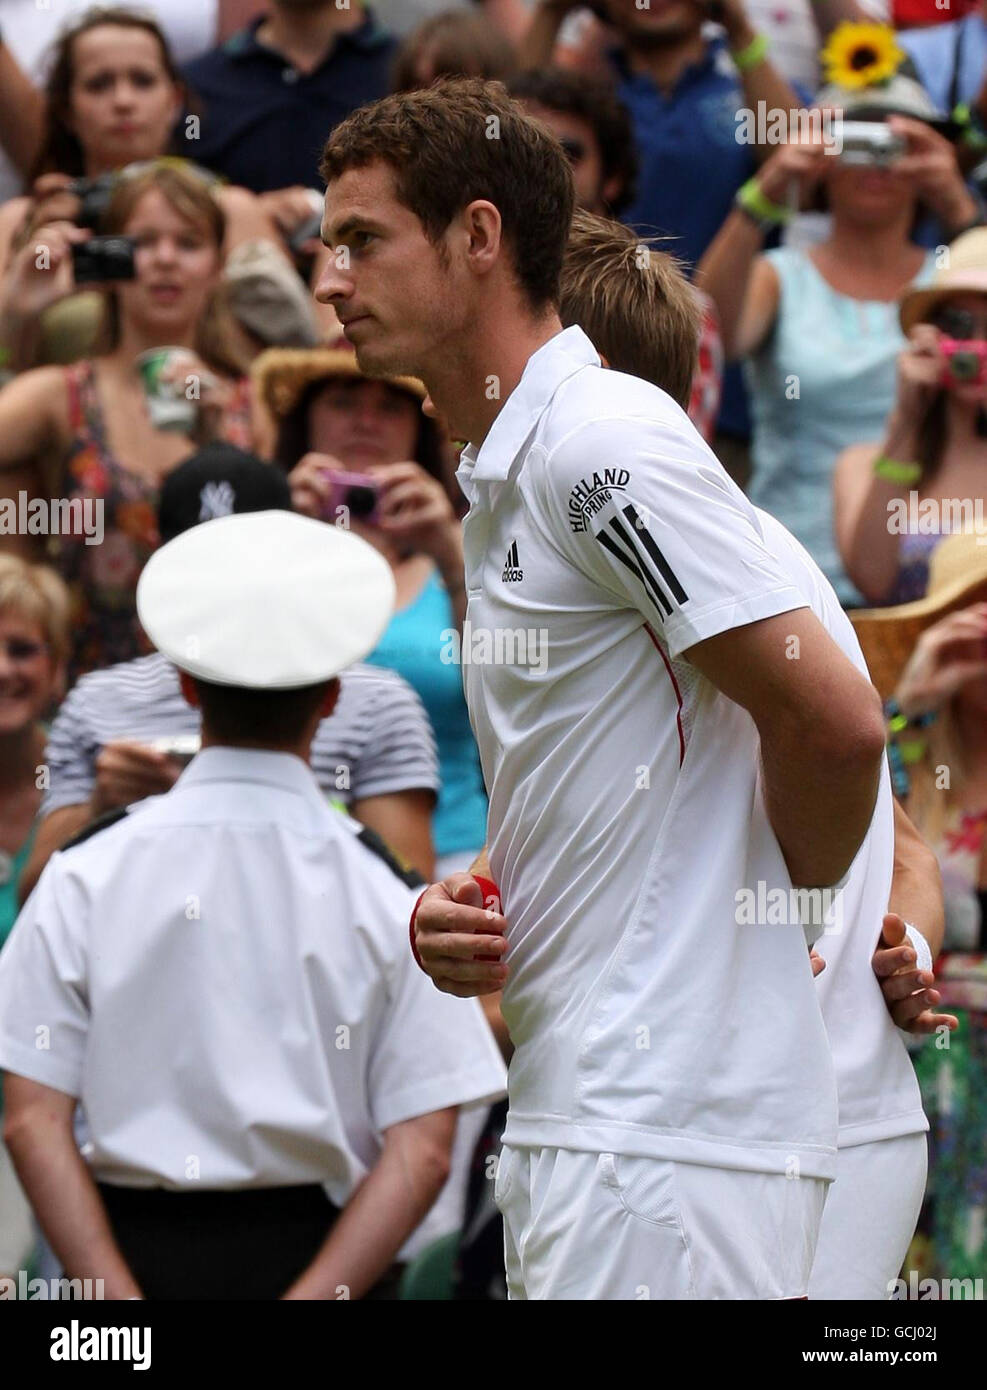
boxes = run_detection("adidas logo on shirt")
[502,540,523,583]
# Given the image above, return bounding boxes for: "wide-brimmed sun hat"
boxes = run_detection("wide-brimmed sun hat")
[851,528,987,699]
[899,226,987,335]
[252,338,427,421]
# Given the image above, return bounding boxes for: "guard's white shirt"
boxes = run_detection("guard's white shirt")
[456,326,841,1178]
[0,748,506,1202]
[756,512,927,1148]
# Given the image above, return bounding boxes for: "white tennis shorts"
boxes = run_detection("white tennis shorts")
[808,1132,928,1300]
[495,1143,828,1300]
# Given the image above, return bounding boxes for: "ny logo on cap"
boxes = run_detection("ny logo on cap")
[199,481,236,522]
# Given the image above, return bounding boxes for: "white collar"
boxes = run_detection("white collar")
[457,326,600,486]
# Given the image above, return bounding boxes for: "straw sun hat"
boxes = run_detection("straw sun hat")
[851,529,987,699]
[252,339,427,421]
[899,226,987,335]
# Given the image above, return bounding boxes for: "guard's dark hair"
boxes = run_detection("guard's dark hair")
[192,677,337,746]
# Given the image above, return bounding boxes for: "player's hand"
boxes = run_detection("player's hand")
[871,912,959,1035]
[90,740,182,816]
[414,874,509,998]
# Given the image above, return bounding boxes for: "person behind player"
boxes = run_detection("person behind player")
[316,80,889,1300]
[558,215,953,1300]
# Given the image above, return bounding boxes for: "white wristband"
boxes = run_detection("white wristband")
[903,922,933,976]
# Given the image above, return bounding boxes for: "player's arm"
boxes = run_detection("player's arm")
[684,606,886,887]
[2,1074,143,1297]
[872,800,957,1036]
[280,1108,456,1300]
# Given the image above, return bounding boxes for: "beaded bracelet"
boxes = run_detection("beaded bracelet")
[884,698,937,799]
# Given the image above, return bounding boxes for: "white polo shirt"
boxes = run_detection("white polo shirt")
[755,511,927,1149]
[456,326,841,1179]
[0,747,506,1203]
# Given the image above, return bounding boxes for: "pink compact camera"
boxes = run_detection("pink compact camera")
[317,467,382,525]
[940,337,987,388]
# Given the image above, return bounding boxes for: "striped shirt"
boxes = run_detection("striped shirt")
[40,653,439,817]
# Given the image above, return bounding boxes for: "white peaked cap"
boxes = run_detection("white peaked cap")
[137,510,396,688]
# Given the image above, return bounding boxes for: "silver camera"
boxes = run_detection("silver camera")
[836,121,907,168]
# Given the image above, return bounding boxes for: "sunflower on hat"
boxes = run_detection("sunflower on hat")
[821,22,906,91]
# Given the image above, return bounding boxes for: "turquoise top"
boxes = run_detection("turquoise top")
[366,569,487,858]
[745,246,935,607]
[0,821,36,950]
[0,820,38,1120]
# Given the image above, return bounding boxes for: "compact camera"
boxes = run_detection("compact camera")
[66,172,119,229]
[836,121,907,168]
[70,235,137,283]
[940,337,987,388]
[318,468,382,525]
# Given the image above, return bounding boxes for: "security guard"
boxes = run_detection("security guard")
[0,510,506,1300]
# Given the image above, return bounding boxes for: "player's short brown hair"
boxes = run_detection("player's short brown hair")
[320,78,575,312]
[559,209,701,409]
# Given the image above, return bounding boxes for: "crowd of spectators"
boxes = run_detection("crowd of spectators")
[1,0,986,1299]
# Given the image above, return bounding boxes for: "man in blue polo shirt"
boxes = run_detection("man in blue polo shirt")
[180,0,397,193]
[525,0,804,475]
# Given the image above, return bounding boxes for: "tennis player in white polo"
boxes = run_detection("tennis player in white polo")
[316,80,888,1300]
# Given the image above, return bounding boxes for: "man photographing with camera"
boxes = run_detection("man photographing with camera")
[315,79,888,1300]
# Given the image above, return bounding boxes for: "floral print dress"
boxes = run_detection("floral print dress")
[46,360,252,685]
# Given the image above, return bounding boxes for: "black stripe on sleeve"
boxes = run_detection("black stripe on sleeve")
[620,504,689,604]
[596,525,673,617]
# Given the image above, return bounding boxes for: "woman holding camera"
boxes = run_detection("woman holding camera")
[0,9,275,277]
[696,73,980,606]
[834,228,987,605]
[0,162,255,683]
[256,345,487,876]
[0,8,322,369]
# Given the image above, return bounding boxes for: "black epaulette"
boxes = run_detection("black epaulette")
[356,825,427,889]
[59,806,131,853]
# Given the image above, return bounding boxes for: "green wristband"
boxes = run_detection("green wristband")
[953,103,987,152]
[732,32,770,72]
[735,176,791,229]
[873,455,922,485]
